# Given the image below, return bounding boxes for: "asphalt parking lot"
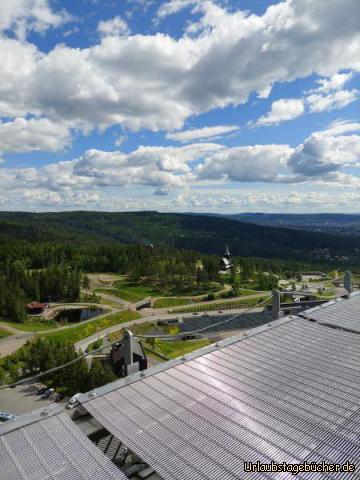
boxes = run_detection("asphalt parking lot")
[0,382,64,416]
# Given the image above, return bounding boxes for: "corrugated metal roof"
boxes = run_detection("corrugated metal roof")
[0,411,125,480]
[300,291,360,333]
[82,316,360,480]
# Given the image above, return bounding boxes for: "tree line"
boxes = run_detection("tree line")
[0,337,115,395]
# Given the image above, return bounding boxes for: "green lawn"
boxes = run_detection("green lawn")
[0,319,57,332]
[153,297,193,308]
[0,327,11,339]
[42,310,141,344]
[173,295,270,313]
[153,339,212,359]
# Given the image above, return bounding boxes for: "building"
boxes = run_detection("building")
[111,330,147,377]
[26,301,49,315]
[219,244,232,271]
[3,293,360,479]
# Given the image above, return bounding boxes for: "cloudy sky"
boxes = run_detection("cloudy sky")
[0,0,359,213]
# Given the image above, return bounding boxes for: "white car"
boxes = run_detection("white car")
[66,393,82,409]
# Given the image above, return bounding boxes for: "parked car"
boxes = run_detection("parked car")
[0,412,16,422]
[54,393,65,403]
[37,386,48,396]
[41,388,54,399]
[66,393,81,409]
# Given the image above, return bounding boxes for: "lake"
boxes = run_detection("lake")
[54,308,103,324]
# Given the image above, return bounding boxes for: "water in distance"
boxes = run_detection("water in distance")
[55,308,103,324]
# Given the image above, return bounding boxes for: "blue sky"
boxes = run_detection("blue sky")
[0,0,359,212]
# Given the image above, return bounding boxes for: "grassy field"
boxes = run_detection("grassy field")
[153,297,194,308]
[42,310,141,344]
[97,278,224,304]
[0,319,57,332]
[0,327,11,339]
[153,339,212,359]
[173,295,270,313]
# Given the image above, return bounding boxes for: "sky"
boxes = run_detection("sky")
[0,0,359,213]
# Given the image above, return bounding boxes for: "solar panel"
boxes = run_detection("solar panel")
[83,317,360,480]
[0,412,125,480]
[300,292,360,333]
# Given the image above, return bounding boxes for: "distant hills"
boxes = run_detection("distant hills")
[0,211,359,264]
[221,213,360,235]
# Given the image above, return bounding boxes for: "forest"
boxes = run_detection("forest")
[0,210,359,262]
[0,210,352,324]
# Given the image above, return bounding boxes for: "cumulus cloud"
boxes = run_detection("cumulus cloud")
[73,143,222,188]
[0,117,71,153]
[256,99,305,126]
[97,16,129,37]
[288,124,360,177]
[305,72,358,113]
[306,89,358,113]
[166,125,239,142]
[1,119,360,210]
[0,0,69,40]
[311,72,353,94]
[0,0,360,132]
[197,145,293,182]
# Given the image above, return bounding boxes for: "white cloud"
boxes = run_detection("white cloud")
[97,16,129,37]
[306,89,359,113]
[0,0,360,132]
[156,0,198,19]
[321,120,360,136]
[288,127,360,177]
[197,145,293,182]
[173,190,360,212]
[311,72,353,94]
[0,117,71,153]
[1,119,360,211]
[304,72,358,113]
[21,189,100,208]
[167,125,239,142]
[256,99,305,126]
[73,143,222,188]
[0,0,69,40]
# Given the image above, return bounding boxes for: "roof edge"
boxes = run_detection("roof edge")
[78,315,295,405]
[299,290,360,317]
[0,403,63,435]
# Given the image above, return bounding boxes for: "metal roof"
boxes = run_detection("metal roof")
[0,409,125,480]
[300,291,360,333]
[81,315,360,480]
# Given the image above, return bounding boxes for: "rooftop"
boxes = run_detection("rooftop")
[2,294,360,479]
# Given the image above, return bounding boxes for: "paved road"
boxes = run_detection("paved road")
[96,292,130,307]
[140,291,269,317]
[0,333,34,358]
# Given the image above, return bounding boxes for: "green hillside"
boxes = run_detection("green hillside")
[0,211,358,263]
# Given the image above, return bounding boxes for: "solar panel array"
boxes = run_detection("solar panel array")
[301,292,360,333]
[0,412,125,480]
[180,311,273,334]
[84,317,360,480]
